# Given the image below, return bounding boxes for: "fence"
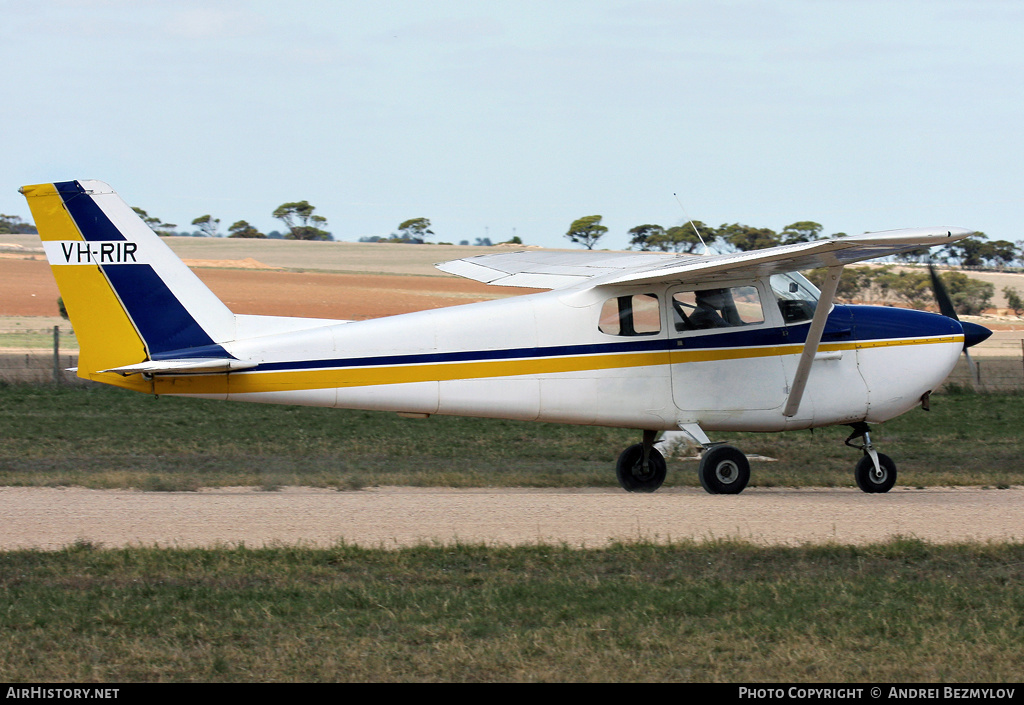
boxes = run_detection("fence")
[943,356,1024,392]
[0,326,82,384]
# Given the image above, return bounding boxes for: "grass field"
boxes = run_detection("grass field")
[2,384,1023,682]
[0,383,1021,490]
[1,538,1022,682]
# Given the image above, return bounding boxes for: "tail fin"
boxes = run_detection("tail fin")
[21,180,237,387]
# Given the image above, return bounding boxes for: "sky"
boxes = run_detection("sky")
[2,0,1022,250]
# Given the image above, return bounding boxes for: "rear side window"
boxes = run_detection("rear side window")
[598,294,661,336]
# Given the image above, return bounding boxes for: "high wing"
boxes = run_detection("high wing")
[435,250,682,289]
[437,227,974,289]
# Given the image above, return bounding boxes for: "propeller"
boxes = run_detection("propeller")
[928,263,992,387]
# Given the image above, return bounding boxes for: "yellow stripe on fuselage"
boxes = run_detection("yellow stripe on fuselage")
[151,334,964,397]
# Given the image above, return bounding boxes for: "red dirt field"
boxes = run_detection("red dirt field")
[0,257,533,320]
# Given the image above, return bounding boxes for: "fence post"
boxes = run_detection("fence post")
[52,325,60,384]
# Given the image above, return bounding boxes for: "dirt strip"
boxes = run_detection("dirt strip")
[2,486,1021,551]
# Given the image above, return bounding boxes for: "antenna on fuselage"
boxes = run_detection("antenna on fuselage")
[673,192,710,256]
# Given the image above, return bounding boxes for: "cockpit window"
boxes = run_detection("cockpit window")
[770,273,820,324]
[598,293,661,336]
[672,286,764,332]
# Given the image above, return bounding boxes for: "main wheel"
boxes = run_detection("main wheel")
[616,444,667,493]
[854,453,897,493]
[698,445,750,494]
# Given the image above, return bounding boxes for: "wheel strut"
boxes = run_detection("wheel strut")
[846,422,898,493]
[845,422,883,479]
[640,429,657,472]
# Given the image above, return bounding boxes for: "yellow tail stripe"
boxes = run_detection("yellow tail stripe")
[22,183,148,385]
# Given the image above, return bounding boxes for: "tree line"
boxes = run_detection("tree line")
[8,198,1023,276]
[129,206,512,247]
[0,214,36,235]
[130,200,333,241]
[565,215,1024,270]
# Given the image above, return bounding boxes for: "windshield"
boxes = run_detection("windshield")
[769,272,821,324]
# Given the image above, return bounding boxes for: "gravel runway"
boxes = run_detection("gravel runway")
[2,486,1022,551]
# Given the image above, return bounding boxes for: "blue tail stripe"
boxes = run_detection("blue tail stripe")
[55,181,126,242]
[102,264,223,356]
[53,180,228,357]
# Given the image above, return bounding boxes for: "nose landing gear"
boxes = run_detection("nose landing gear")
[846,422,897,493]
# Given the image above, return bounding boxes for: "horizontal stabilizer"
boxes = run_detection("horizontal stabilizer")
[100,358,257,377]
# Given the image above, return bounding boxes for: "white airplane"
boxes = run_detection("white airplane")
[21,180,991,494]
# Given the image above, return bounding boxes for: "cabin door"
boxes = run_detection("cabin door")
[668,282,789,412]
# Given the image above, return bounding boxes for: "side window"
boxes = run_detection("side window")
[672,286,764,332]
[598,294,661,336]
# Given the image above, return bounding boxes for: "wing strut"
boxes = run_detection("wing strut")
[783,265,844,418]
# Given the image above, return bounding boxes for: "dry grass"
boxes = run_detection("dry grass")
[1,384,1023,490]
[0,538,1021,682]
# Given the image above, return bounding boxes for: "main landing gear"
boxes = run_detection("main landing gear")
[846,422,897,493]
[615,430,751,494]
[697,444,750,495]
[616,430,667,493]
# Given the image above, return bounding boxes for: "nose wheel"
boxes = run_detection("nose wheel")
[846,423,898,493]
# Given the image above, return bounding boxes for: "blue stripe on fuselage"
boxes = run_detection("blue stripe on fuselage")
[843,304,963,341]
[247,304,963,375]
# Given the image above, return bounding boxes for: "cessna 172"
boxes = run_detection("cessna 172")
[21,180,991,495]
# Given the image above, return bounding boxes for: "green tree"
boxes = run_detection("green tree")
[627,224,666,251]
[565,215,607,250]
[0,214,36,234]
[1002,287,1023,316]
[780,221,823,245]
[191,214,220,238]
[894,246,931,264]
[806,266,875,303]
[942,271,994,315]
[396,217,434,243]
[981,240,1018,269]
[227,220,266,239]
[942,232,988,268]
[132,207,176,236]
[272,201,332,241]
[655,222,716,253]
[718,223,780,252]
[875,269,933,310]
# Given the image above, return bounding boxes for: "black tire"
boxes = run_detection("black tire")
[616,444,667,493]
[698,445,750,495]
[855,453,897,493]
